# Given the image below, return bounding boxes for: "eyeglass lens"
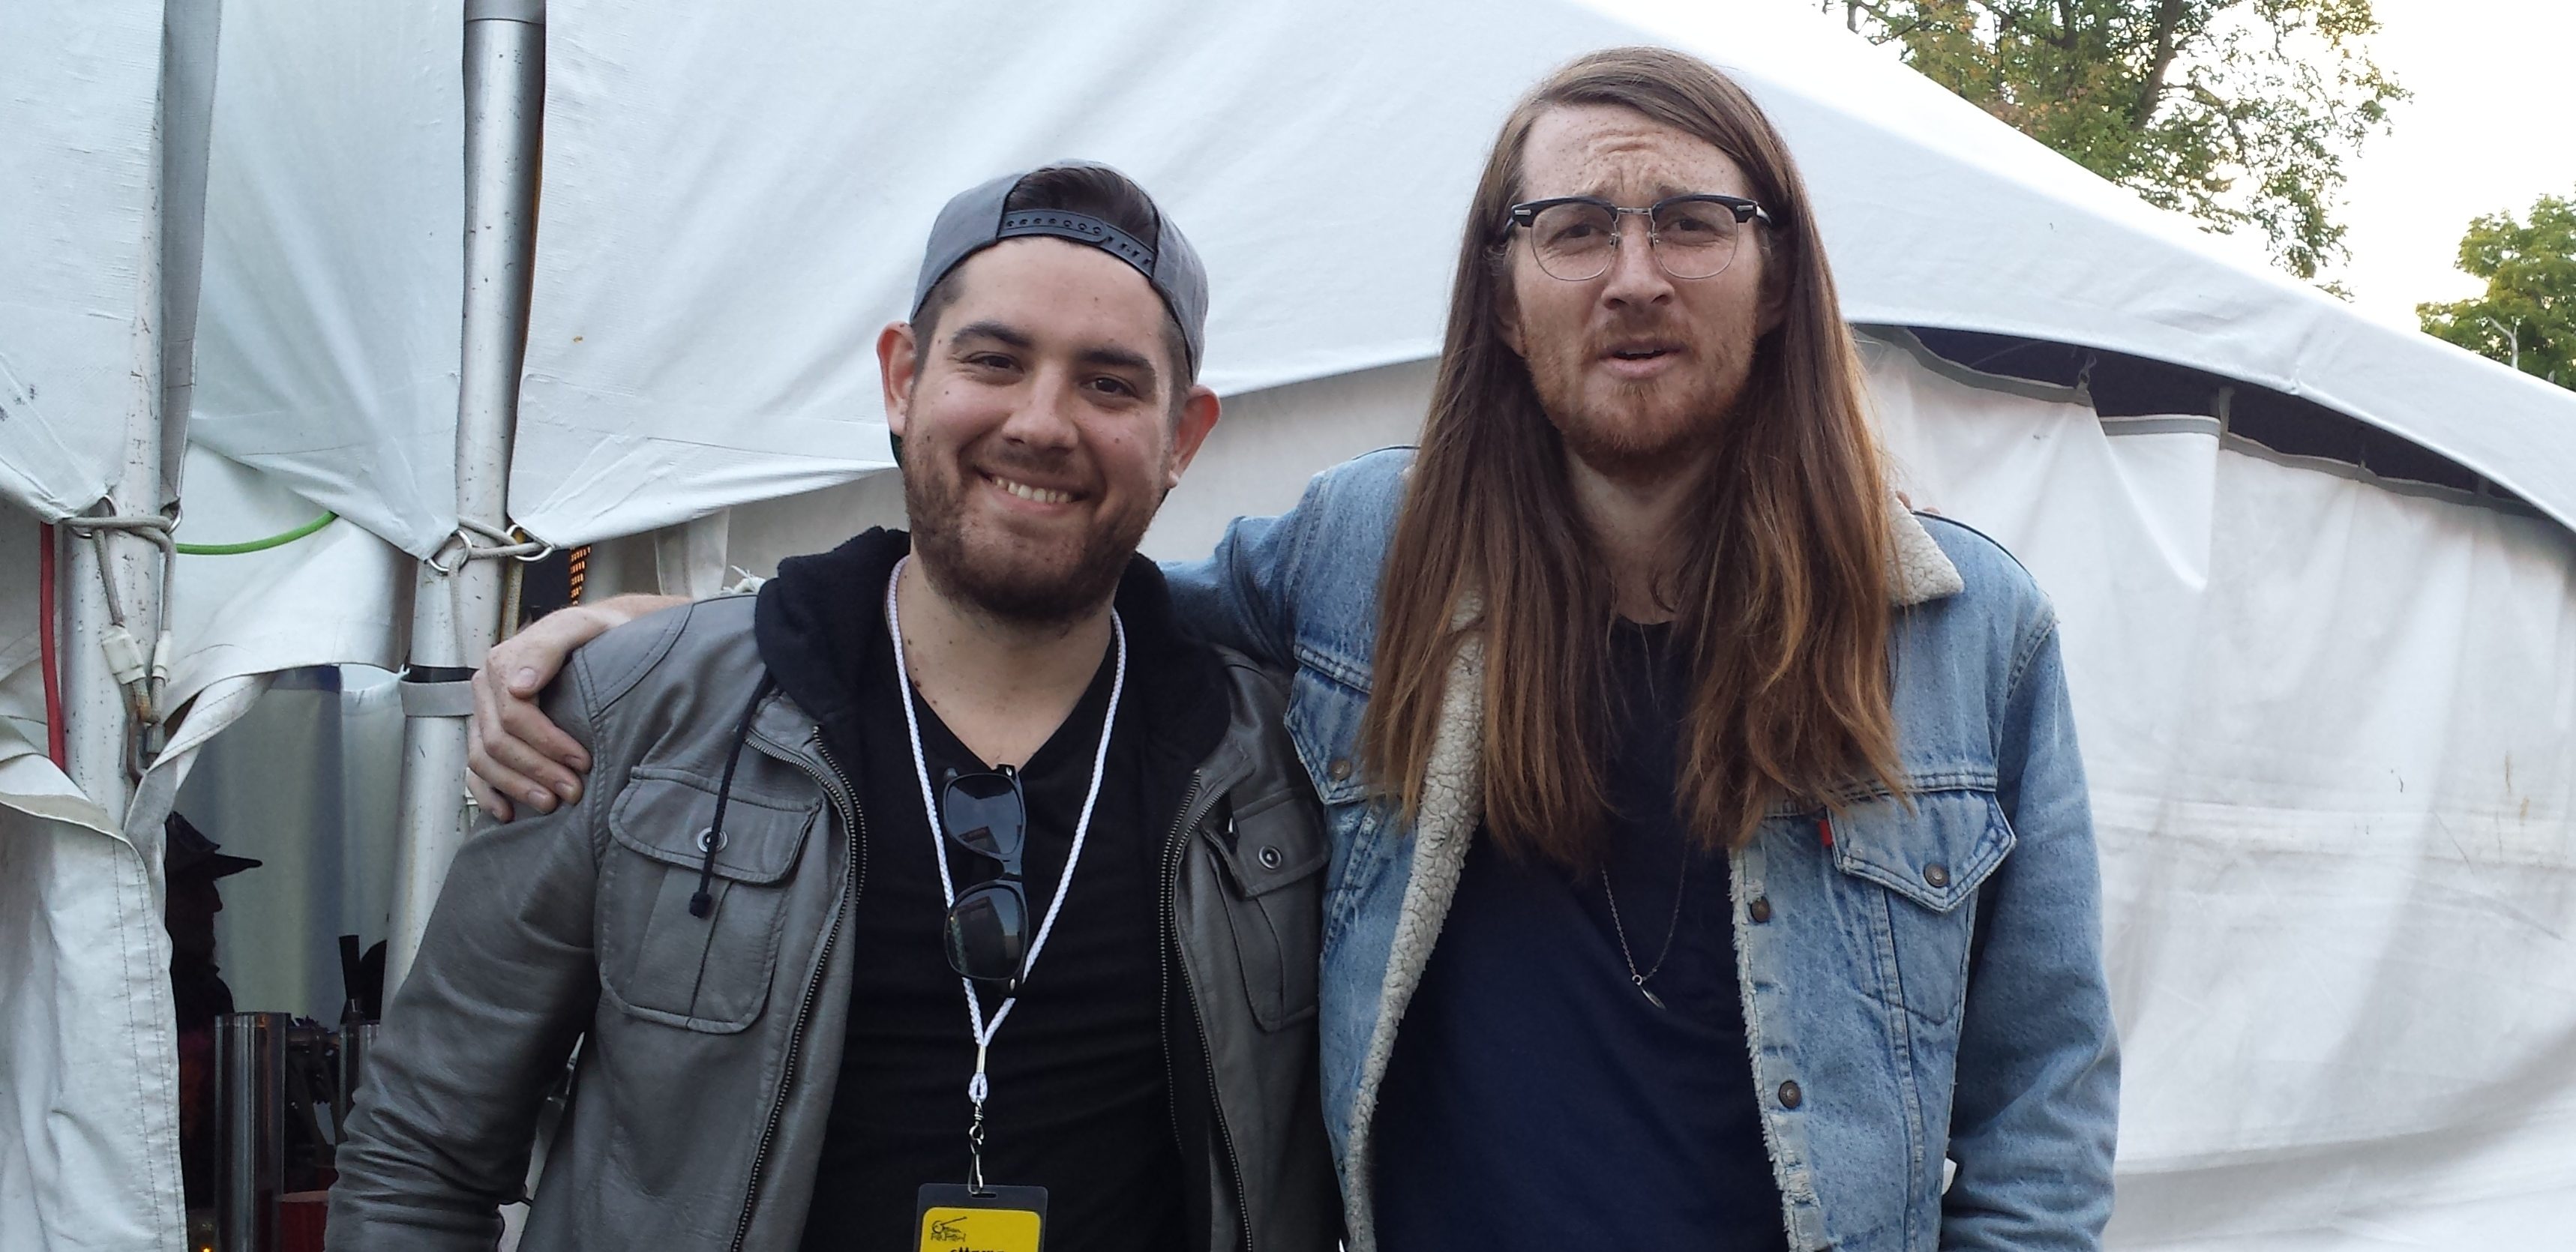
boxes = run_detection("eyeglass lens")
[942,769,1026,861]
[1527,199,1745,282]
[946,880,1030,984]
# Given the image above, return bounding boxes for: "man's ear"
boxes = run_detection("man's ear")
[1497,280,1528,359]
[1162,386,1222,491]
[1755,244,1791,336]
[877,320,919,441]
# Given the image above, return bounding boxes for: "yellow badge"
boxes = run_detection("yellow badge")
[918,1206,1042,1252]
[915,1183,1046,1252]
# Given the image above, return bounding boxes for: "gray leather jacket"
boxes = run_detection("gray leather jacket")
[330,598,1339,1251]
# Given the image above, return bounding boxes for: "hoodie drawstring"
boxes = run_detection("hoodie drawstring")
[691,675,778,918]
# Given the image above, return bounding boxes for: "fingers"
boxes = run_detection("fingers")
[468,665,561,817]
[497,686,589,787]
[490,607,589,697]
[466,771,513,824]
[462,598,662,819]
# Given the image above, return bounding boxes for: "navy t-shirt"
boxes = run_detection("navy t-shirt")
[1372,621,1789,1251]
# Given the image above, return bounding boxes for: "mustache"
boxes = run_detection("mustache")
[1583,313,1697,348]
[967,442,1087,484]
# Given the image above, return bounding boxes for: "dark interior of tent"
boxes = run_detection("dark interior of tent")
[1902,325,2537,515]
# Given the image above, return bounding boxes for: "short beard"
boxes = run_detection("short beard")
[903,448,1153,629]
[1528,328,1756,487]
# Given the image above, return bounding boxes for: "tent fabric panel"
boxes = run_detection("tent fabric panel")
[1861,339,2576,1246]
[0,0,164,522]
[157,448,411,715]
[184,0,466,559]
[0,741,187,1252]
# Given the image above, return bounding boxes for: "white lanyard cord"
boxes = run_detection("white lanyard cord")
[886,556,1126,1104]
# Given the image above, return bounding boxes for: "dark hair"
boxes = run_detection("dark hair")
[912,165,1197,391]
[1360,47,1903,868]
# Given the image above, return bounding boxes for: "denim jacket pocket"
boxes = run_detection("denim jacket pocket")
[1828,786,2014,1026]
[598,769,818,1033]
[1285,653,1393,948]
[1213,787,1330,1030]
[1283,649,1371,807]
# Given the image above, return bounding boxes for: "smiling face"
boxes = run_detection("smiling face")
[1502,103,1775,484]
[880,238,1219,625]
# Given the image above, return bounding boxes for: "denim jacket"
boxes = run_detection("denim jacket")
[1164,448,2119,1252]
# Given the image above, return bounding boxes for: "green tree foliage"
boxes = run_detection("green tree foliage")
[2418,193,2574,387]
[1829,1,2404,280]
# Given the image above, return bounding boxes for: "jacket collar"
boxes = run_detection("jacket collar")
[1887,500,1966,607]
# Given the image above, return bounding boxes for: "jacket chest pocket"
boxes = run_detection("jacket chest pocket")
[599,771,819,1032]
[1283,648,1371,807]
[1827,786,2014,1026]
[1212,786,1329,1030]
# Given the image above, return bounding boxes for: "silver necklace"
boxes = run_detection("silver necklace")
[1601,839,1690,1011]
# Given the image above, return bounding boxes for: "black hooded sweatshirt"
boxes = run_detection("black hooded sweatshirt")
[756,528,1228,1252]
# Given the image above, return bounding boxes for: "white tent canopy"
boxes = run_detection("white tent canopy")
[497,0,2576,547]
[4,1,2572,1248]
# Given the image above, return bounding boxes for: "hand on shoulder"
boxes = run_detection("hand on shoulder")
[465,593,689,820]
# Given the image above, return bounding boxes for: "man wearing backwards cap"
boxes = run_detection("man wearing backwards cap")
[330,163,1339,1252]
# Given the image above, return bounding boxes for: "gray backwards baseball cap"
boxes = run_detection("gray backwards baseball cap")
[912,161,1209,375]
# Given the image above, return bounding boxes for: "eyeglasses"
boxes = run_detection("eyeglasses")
[940,767,1030,991]
[1506,193,1772,283]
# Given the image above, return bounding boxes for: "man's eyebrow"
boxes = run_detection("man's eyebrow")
[949,320,1033,349]
[1077,343,1159,385]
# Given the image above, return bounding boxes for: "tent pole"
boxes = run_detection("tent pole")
[58,0,223,832]
[61,528,147,820]
[58,7,196,825]
[387,0,545,994]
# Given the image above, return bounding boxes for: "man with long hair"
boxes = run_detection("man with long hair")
[467,47,2116,1251]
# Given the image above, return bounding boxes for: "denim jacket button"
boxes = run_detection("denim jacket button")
[1923,863,1951,888]
[1777,1080,1803,1109]
[1749,897,1773,924]
[1259,845,1283,870]
[1328,757,1354,781]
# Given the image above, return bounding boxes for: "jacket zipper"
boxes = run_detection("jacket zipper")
[1159,774,1256,1252]
[727,731,864,1252]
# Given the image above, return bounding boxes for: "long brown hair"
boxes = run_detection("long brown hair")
[1359,46,1904,868]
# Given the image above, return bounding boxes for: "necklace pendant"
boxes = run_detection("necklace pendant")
[1634,978,1666,1011]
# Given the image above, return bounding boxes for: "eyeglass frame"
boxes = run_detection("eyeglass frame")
[940,765,1031,992]
[1504,192,1774,282]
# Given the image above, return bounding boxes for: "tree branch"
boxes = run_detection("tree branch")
[1840,0,1938,47]
[2135,0,2188,126]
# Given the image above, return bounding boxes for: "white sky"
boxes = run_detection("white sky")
[1790,0,2576,331]
[2329,0,2576,327]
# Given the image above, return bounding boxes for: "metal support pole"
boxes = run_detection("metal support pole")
[61,175,166,819]
[335,1020,378,1135]
[161,0,225,494]
[386,0,546,994]
[59,0,222,824]
[215,1012,288,1252]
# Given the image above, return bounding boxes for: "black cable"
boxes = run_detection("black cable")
[691,675,777,918]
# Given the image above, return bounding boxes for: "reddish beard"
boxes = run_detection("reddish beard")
[1524,319,1756,485]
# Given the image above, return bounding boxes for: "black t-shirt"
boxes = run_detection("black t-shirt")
[1372,621,1789,1251]
[795,610,1187,1251]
